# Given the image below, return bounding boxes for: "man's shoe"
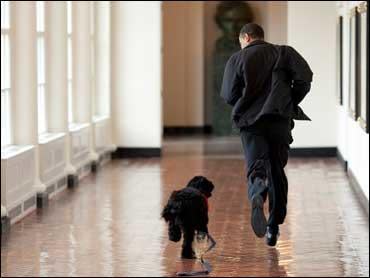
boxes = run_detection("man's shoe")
[251,194,267,238]
[266,225,280,247]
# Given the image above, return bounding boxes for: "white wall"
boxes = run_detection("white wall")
[111,1,162,148]
[337,1,369,200]
[287,1,338,148]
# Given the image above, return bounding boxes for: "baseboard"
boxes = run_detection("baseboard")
[1,216,11,236]
[347,168,369,216]
[289,147,337,157]
[112,147,161,158]
[164,126,213,136]
[336,149,348,172]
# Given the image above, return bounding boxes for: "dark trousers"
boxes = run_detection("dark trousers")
[240,115,293,227]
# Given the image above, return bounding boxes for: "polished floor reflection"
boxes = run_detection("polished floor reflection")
[1,139,369,277]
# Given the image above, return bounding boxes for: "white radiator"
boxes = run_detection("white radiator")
[39,133,66,185]
[70,123,90,168]
[1,145,36,215]
[94,116,111,154]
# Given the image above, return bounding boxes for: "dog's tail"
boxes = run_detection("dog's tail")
[161,190,183,242]
[161,190,180,222]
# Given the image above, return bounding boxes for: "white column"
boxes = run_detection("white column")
[72,1,90,124]
[111,2,162,148]
[11,1,46,194]
[72,1,98,162]
[46,1,67,133]
[95,1,110,117]
[96,1,115,152]
[287,1,337,148]
[45,1,76,175]
[108,2,117,152]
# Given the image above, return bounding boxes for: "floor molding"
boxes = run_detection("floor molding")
[289,147,337,157]
[347,168,369,216]
[1,216,11,236]
[336,149,348,172]
[112,148,161,158]
[164,126,213,136]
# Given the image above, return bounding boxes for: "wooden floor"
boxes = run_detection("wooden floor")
[1,138,369,277]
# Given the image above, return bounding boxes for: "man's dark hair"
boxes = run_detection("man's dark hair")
[239,23,265,40]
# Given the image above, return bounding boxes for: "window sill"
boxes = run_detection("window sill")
[38,132,66,145]
[69,123,90,133]
[1,145,34,160]
[93,115,110,124]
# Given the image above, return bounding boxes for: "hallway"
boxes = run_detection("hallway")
[1,140,368,277]
[1,1,369,277]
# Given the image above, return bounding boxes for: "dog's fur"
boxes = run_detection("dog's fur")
[161,176,214,259]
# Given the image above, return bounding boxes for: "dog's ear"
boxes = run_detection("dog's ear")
[186,176,204,188]
[187,176,215,197]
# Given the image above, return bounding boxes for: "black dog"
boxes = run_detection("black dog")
[161,176,214,259]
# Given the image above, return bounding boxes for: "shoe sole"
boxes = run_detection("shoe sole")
[251,195,267,238]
